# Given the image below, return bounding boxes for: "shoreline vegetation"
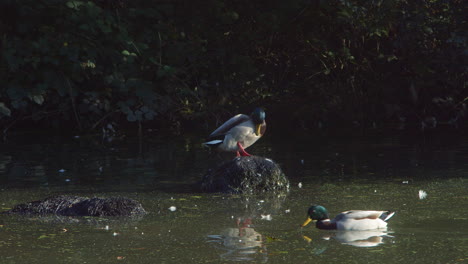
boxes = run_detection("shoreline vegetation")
[1,0,466,135]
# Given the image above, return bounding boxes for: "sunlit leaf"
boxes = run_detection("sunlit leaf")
[32,95,44,105]
[0,103,11,116]
[66,1,84,9]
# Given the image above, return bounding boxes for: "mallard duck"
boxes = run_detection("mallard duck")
[203,108,266,157]
[301,205,395,231]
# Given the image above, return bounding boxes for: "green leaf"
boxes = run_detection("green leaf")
[135,110,143,120]
[127,112,137,122]
[122,50,131,56]
[140,105,149,113]
[0,103,11,116]
[136,86,154,99]
[144,112,155,120]
[157,65,175,78]
[66,1,84,9]
[32,95,45,105]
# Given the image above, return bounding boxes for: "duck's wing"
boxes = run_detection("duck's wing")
[336,210,388,221]
[209,114,250,138]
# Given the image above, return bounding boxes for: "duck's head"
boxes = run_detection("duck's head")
[301,205,330,227]
[250,107,266,136]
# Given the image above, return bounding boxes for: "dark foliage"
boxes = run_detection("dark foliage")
[0,0,466,132]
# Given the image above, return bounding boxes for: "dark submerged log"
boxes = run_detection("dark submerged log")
[4,195,147,217]
[201,156,289,194]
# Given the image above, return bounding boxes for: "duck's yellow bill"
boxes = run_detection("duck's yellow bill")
[301,217,312,227]
[255,124,261,136]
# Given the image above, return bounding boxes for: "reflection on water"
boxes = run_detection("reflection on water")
[304,230,394,248]
[206,193,288,262]
[0,131,467,263]
[207,218,267,262]
[325,231,393,248]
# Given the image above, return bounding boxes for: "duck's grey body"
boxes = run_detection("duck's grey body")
[302,205,395,231]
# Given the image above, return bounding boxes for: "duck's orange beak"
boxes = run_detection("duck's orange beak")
[301,217,312,227]
[255,124,262,136]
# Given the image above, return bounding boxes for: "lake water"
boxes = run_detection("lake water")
[0,130,466,263]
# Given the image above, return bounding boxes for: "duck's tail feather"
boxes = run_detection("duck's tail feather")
[380,211,396,222]
[203,140,223,147]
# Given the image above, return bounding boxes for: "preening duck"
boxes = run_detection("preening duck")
[301,205,395,231]
[203,108,266,157]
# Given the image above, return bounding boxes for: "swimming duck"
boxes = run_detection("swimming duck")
[203,108,266,157]
[301,205,395,231]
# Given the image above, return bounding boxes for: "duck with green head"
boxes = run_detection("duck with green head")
[301,205,395,231]
[203,108,266,157]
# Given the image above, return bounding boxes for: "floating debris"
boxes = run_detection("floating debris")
[402,181,409,184]
[418,190,428,200]
[285,209,290,213]
[58,169,66,173]
[113,232,119,236]
[261,214,272,221]
[298,182,303,188]
[169,206,177,212]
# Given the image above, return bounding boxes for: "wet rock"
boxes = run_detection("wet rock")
[4,195,147,217]
[201,156,289,194]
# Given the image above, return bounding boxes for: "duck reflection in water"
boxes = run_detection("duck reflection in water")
[207,218,267,262]
[206,194,287,262]
[303,230,394,249]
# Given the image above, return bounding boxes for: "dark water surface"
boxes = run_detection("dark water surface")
[0,131,466,263]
